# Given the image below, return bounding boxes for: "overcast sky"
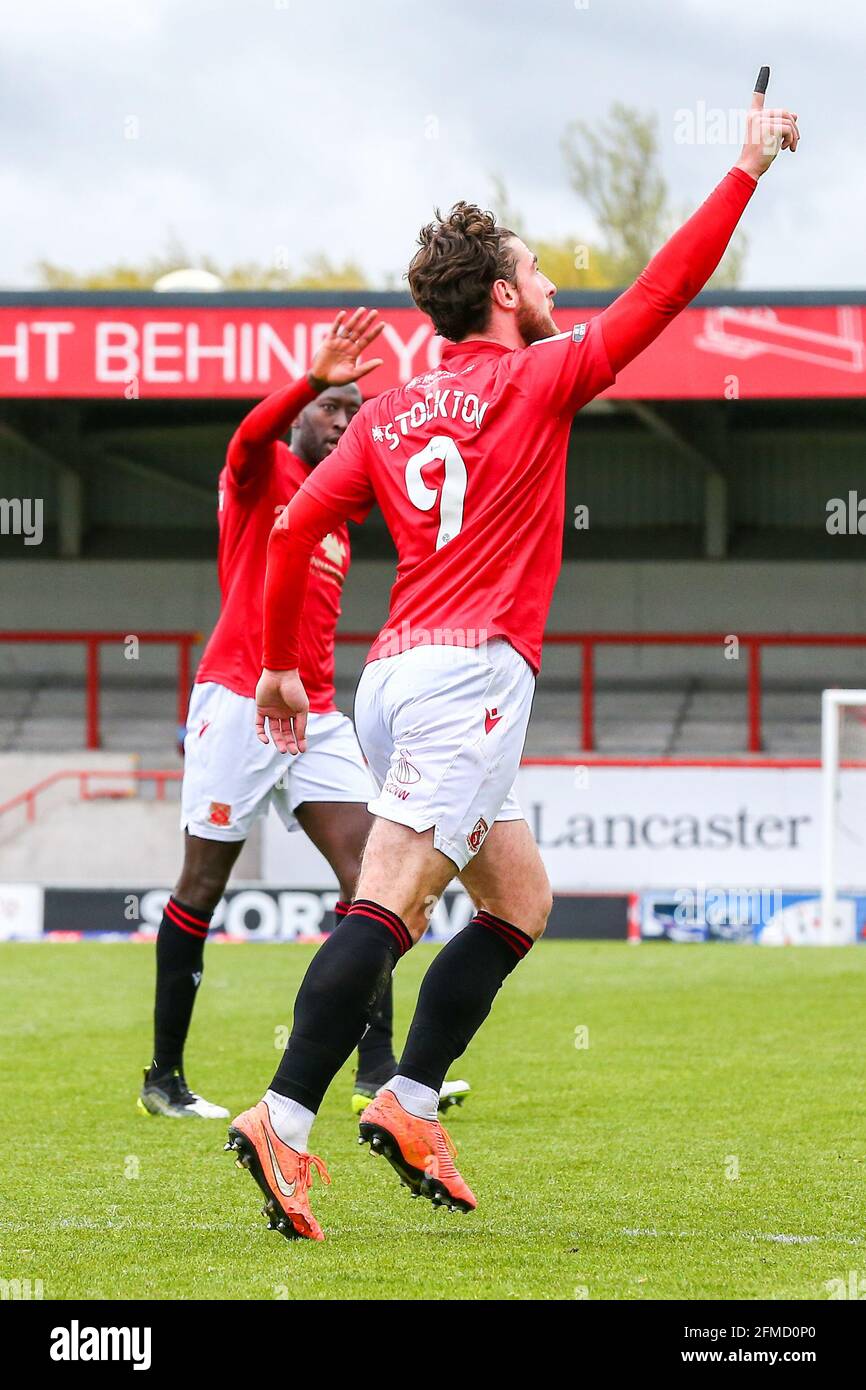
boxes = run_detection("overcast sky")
[2,0,863,290]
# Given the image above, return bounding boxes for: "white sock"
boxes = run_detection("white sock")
[385,1074,439,1122]
[263,1090,315,1151]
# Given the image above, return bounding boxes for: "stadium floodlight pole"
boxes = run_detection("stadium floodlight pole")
[820,688,866,942]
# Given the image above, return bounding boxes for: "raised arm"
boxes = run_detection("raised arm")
[227,308,385,488]
[227,378,317,487]
[600,70,799,375]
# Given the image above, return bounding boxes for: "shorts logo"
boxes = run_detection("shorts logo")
[384,782,411,801]
[392,749,421,785]
[208,801,232,828]
[484,707,503,735]
[466,817,489,853]
[198,720,211,738]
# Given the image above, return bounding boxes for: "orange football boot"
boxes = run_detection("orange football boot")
[358,1088,477,1212]
[225,1101,330,1242]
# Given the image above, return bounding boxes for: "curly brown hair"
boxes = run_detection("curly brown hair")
[406,202,519,343]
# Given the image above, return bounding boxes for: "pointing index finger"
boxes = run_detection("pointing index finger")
[752,64,770,109]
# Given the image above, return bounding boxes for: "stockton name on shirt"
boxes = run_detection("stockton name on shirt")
[370,387,491,450]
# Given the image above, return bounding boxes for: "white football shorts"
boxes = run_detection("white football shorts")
[353,638,534,872]
[181,681,374,842]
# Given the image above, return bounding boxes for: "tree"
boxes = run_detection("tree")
[34,106,746,296]
[33,242,370,290]
[561,103,668,280]
[490,175,613,289]
[561,103,745,288]
[488,174,529,241]
[489,174,622,290]
[490,105,746,291]
[523,235,625,290]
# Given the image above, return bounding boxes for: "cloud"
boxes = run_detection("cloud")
[1,0,863,288]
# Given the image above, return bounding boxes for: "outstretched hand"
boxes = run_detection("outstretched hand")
[736,67,799,179]
[309,307,385,387]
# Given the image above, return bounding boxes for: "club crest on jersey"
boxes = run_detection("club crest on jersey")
[466,817,489,853]
[319,532,346,567]
[311,530,348,590]
[208,801,232,828]
[571,322,587,342]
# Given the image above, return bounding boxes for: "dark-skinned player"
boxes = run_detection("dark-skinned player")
[138,309,470,1119]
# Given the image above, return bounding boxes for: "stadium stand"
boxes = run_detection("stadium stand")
[2,288,865,890]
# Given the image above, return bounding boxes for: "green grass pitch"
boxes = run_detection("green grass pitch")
[1,940,863,1301]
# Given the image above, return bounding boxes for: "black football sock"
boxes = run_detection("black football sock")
[151,897,212,1076]
[356,972,397,1082]
[333,898,399,1083]
[397,911,533,1093]
[270,900,412,1112]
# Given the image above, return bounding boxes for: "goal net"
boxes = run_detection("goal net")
[821,689,866,942]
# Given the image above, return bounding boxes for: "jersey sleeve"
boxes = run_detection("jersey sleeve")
[262,490,348,672]
[225,433,277,497]
[513,315,615,417]
[301,400,377,523]
[600,166,757,375]
[226,377,318,493]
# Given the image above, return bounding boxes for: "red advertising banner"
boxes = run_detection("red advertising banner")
[0,302,863,400]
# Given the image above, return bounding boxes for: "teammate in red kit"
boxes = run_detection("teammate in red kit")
[225,76,799,1239]
[139,309,416,1119]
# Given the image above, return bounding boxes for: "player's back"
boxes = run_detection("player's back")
[319,319,613,674]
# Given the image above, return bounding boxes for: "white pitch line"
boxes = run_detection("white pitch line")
[620,1228,861,1245]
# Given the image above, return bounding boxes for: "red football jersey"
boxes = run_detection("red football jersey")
[197,441,350,711]
[300,318,614,674]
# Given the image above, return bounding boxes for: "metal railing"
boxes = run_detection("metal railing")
[0,630,200,750]
[2,628,864,755]
[0,768,182,826]
[337,630,866,753]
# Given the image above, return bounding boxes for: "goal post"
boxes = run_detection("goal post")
[821,688,866,941]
